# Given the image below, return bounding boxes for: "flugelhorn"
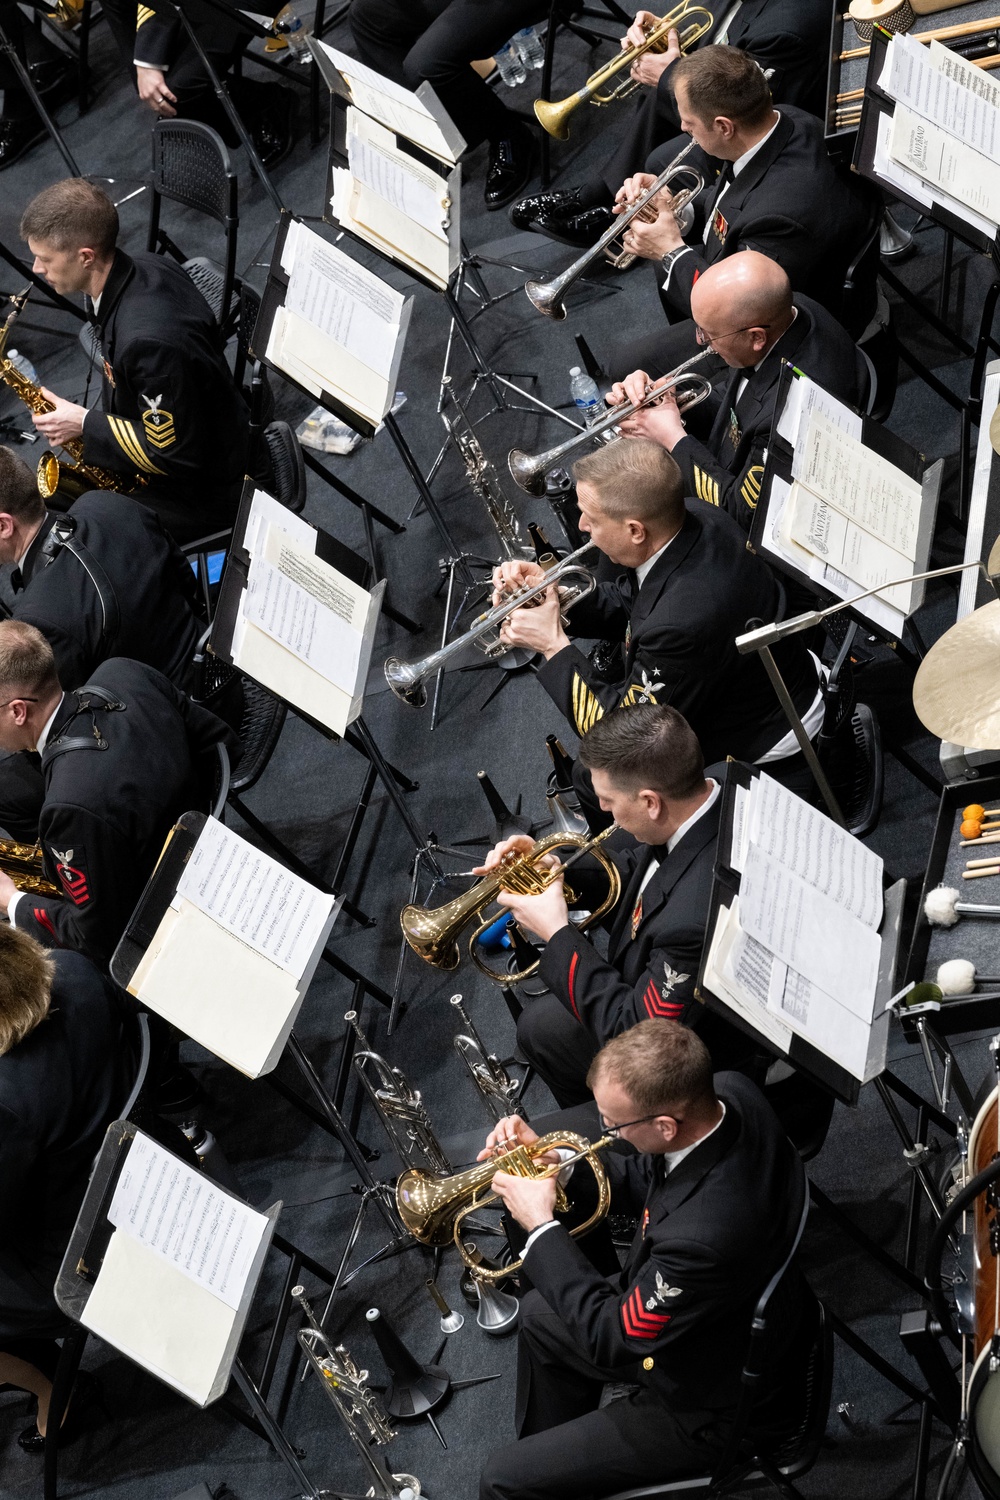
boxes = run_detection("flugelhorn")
[534,1,714,139]
[384,540,597,707]
[345,1010,452,1175]
[396,1130,614,1281]
[400,823,621,986]
[524,139,704,319]
[508,349,713,497]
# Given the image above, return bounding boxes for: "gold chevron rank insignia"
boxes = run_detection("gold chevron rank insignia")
[572,674,605,737]
[693,465,719,506]
[140,393,176,449]
[741,464,764,511]
[136,4,155,26]
[107,415,166,475]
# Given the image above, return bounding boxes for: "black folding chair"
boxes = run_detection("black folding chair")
[147,118,240,333]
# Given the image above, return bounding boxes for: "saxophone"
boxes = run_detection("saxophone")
[0,840,59,897]
[0,288,145,503]
[441,377,532,560]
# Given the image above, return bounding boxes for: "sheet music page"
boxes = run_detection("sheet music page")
[786,483,916,615]
[880,32,1000,163]
[768,968,877,1081]
[702,900,794,1052]
[776,372,863,452]
[244,488,315,560]
[873,108,933,208]
[347,108,451,240]
[747,773,883,928]
[890,105,1000,227]
[794,412,922,557]
[284,223,403,380]
[729,783,750,873]
[739,844,881,1018]
[928,39,1000,107]
[108,1133,269,1311]
[316,42,460,160]
[244,524,368,693]
[177,815,335,976]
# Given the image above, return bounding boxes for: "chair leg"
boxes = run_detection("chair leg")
[539,3,558,188]
[45,1326,89,1500]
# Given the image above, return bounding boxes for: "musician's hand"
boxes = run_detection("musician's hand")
[491,558,545,608]
[491,1168,559,1232]
[622,207,683,259]
[136,65,177,117]
[478,1114,540,1161]
[472,834,535,876]
[607,368,657,410]
[0,871,17,915]
[497,876,570,943]
[623,8,658,48]
[618,381,686,449]
[630,27,681,86]
[614,171,657,211]
[31,391,87,445]
[499,584,568,659]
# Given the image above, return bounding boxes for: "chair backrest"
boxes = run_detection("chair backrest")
[841,206,883,339]
[147,119,239,328]
[263,420,307,513]
[209,742,231,820]
[119,1008,154,1123]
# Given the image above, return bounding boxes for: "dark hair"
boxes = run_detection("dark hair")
[578,703,705,799]
[588,1019,715,1116]
[573,439,684,528]
[0,925,54,1054]
[0,447,45,526]
[20,178,119,257]
[0,620,59,699]
[671,45,773,129]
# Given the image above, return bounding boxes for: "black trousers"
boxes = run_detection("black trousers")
[480,1288,728,1500]
[0,0,65,117]
[350,0,546,150]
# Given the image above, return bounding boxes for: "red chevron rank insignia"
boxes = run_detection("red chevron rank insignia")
[621,1283,672,1340]
[51,846,90,906]
[643,978,684,1019]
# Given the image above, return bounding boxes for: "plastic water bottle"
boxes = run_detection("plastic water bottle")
[514,25,545,70]
[570,366,601,427]
[495,40,527,86]
[7,349,39,383]
[272,3,310,58]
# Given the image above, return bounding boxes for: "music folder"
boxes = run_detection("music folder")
[56,1120,279,1407]
[111,810,339,1079]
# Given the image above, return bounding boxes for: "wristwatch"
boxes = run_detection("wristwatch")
[660,246,691,276]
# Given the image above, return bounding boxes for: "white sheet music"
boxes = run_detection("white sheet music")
[739,844,881,1019]
[747,772,884,928]
[347,109,451,239]
[775,372,862,452]
[786,483,916,615]
[245,525,368,693]
[793,412,922,558]
[243,488,315,561]
[702,901,795,1053]
[890,106,1000,227]
[881,32,1000,164]
[284,221,403,380]
[108,1134,269,1311]
[316,41,462,160]
[177,816,335,976]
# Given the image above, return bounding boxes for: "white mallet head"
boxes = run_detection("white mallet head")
[935,958,976,995]
[924,887,960,927]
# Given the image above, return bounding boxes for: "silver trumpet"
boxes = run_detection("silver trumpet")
[508,349,714,497]
[384,540,597,707]
[525,138,705,320]
[346,1010,452,1175]
[442,377,532,560]
[451,993,523,1123]
[292,1285,422,1500]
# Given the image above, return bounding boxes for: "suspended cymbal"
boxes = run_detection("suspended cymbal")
[913,599,1000,748]
[990,404,1000,457]
[989,530,1000,577]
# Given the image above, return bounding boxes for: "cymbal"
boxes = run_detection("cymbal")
[990,404,1000,457]
[913,599,1000,749]
[989,530,1000,577]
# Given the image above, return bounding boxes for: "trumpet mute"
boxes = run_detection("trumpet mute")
[507,449,548,496]
[524,278,567,321]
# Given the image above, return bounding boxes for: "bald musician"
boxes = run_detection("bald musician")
[611,252,870,528]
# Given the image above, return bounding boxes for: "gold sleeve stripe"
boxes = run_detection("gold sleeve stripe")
[572,673,605,737]
[693,466,705,503]
[136,3,155,24]
[741,464,764,511]
[108,416,166,476]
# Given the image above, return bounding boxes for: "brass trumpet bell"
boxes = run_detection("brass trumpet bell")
[399,826,621,985]
[396,1130,614,1281]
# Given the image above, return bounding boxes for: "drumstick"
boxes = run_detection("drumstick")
[964,868,1000,879]
[968,857,1000,868]
[962,833,1000,846]
[839,13,1000,60]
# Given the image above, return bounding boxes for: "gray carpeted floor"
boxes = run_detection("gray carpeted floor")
[0,8,998,1499]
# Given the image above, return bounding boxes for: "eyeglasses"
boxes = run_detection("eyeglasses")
[694,322,770,346]
[600,1111,681,1136]
[0,696,37,710]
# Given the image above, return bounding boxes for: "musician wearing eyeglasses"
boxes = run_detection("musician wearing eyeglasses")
[607,47,876,377]
[478,1020,806,1500]
[476,704,752,1108]
[492,438,821,789]
[608,252,870,527]
[512,0,831,247]
[18,178,253,546]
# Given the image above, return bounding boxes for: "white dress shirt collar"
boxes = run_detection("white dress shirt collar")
[35,692,65,754]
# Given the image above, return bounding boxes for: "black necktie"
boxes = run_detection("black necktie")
[9,567,23,593]
[650,843,670,864]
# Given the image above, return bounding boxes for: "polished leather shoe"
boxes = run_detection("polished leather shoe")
[484,123,535,211]
[17,1375,99,1453]
[0,115,46,170]
[509,187,580,232]
[532,203,615,247]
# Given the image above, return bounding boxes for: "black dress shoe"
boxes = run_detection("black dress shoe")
[484,122,536,211]
[532,203,615,247]
[249,84,297,169]
[30,53,75,96]
[0,115,46,170]
[17,1374,101,1453]
[509,187,580,232]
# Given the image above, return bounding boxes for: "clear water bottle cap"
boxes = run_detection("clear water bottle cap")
[569,366,581,376]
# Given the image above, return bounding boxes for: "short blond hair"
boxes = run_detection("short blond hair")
[0,620,59,699]
[0,926,54,1054]
[588,1019,715,1115]
[573,439,684,526]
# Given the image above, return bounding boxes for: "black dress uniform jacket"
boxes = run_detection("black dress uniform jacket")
[524,1071,801,1407]
[535,502,817,767]
[80,249,250,542]
[0,951,124,1338]
[12,658,239,966]
[652,106,875,326]
[10,492,202,690]
[672,296,869,530]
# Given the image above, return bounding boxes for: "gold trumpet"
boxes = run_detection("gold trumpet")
[400,824,621,985]
[535,1,714,139]
[508,348,714,497]
[396,1130,614,1280]
[0,840,59,897]
[0,289,146,503]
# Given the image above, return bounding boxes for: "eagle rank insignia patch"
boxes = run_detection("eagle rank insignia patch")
[51,846,90,906]
[646,1272,683,1311]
